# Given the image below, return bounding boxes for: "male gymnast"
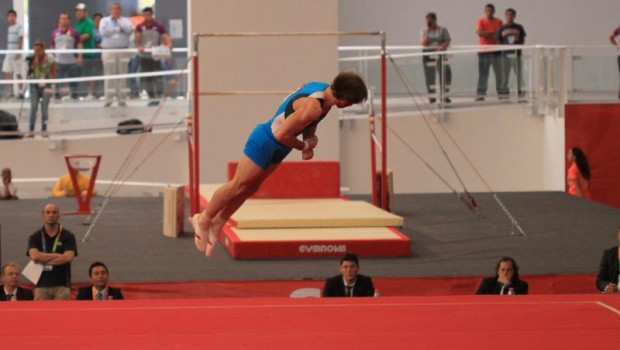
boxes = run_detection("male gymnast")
[192,71,368,257]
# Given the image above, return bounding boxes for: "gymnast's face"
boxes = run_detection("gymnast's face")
[336,100,354,109]
[340,260,359,283]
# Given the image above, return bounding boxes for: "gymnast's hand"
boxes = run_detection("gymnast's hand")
[302,135,318,151]
[302,149,314,160]
[302,136,318,160]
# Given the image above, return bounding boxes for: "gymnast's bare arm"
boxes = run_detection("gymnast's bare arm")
[272,97,322,151]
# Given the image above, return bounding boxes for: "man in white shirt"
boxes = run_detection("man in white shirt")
[99,2,133,107]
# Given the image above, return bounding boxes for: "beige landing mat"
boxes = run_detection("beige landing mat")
[200,184,404,229]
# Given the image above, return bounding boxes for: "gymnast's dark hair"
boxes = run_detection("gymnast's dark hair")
[331,71,368,104]
[571,147,591,180]
[495,256,520,281]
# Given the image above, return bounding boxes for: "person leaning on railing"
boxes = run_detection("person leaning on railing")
[74,3,97,99]
[420,12,452,104]
[100,2,133,107]
[475,3,503,101]
[135,6,172,100]
[496,8,526,99]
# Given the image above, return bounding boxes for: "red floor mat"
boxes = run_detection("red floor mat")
[1,295,618,349]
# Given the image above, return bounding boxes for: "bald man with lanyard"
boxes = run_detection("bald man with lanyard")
[27,203,78,300]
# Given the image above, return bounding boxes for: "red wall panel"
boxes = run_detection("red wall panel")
[565,103,620,208]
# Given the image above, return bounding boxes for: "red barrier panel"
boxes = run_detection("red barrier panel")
[565,103,620,208]
[227,160,341,199]
[65,273,599,300]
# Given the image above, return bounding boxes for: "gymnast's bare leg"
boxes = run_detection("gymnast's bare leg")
[193,155,278,256]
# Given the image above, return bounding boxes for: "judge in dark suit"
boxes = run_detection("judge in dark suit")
[76,261,124,300]
[323,252,375,297]
[476,256,529,295]
[596,226,620,293]
[0,262,34,301]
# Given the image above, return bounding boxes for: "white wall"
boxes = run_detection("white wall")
[191,0,340,183]
[340,105,551,194]
[338,0,619,46]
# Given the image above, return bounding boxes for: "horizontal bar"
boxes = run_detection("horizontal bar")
[194,31,382,38]
[199,90,290,96]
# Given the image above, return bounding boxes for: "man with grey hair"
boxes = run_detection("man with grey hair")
[27,203,78,300]
[0,263,34,301]
[100,2,133,107]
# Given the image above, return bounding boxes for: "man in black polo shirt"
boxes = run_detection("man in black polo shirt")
[27,203,78,300]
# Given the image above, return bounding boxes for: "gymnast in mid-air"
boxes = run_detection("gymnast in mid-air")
[192,71,368,257]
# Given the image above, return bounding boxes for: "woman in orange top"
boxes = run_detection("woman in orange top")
[567,147,591,199]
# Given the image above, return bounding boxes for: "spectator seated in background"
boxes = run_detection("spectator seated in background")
[476,256,529,295]
[0,262,34,301]
[76,261,124,300]
[322,252,375,297]
[596,225,620,294]
[1,167,18,199]
[52,171,97,197]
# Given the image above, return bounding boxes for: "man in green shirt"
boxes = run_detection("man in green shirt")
[74,3,97,98]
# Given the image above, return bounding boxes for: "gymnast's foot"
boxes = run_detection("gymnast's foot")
[204,228,219,258]
[192,214,208,253]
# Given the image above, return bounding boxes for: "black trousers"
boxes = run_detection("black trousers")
[140,57,163,98]
[422,53,452,99]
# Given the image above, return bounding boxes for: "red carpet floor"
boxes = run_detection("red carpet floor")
[1,294,619,349]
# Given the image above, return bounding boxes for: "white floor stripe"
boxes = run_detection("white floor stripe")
[596,301,620,316]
